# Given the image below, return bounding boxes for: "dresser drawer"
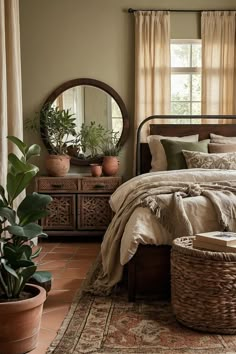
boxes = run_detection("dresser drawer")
[81,177,121,193]
[36,177,80,192]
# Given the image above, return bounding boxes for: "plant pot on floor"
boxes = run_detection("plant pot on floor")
[45,154,70,177]
[0,284,46,354]
[102,156,119,176]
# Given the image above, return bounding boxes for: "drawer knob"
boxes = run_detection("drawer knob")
[94,183,105,189]
[51,183,64,188]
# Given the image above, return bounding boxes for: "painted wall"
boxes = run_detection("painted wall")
[19,0,236,180]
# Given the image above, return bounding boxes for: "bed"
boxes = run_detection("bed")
[127,114,236,301]
[86,115,236,301]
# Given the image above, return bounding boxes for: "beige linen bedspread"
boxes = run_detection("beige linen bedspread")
[84,169,236,295]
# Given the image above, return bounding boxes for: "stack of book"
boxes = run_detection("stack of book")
[193,231,236,253]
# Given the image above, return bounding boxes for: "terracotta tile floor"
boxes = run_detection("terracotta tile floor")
[29,240,101,354]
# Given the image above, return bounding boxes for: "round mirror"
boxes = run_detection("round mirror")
[40,78,129,165]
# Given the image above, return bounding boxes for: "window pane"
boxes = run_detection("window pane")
[112,98,122,117]
[192,74,201,101]
[192,44,201,67]
[171,44,190,67]
[192,102,201,115]
[171,75,190,101]
[112,118,122,137]
[171,102,190,115]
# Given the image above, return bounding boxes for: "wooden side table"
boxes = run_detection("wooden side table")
[35,175,122,237]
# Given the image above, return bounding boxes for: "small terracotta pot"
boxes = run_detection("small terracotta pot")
[45,155,70,177]
[102,156,119,176]
[90,164,102,177]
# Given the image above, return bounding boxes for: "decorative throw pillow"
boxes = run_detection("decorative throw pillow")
[210,133,236,144]
[208,143,236,153]
[161,139,210,170]
[182,150,236,169]
[147,134,199,171]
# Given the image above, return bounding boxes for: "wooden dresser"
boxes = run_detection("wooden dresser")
[35,175,122,237]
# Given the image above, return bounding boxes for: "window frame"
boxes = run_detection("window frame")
[171,39,202,116]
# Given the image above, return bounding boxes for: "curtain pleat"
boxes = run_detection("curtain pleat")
[134,11,171,140]
[0,0,23,197]
[201,11,236,123]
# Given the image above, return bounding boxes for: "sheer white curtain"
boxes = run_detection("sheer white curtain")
[201,11,236,122]
[0,0,23,189]
[134,11,171,140]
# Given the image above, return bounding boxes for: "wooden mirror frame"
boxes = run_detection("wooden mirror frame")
[40,78,129,166]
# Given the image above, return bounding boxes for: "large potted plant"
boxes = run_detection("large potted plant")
[27,103,78,176]
[0,136,52,354]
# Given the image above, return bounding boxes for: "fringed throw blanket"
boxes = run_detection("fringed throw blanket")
[83,180,236,296]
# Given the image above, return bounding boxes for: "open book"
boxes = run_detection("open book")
[196,231,236,246]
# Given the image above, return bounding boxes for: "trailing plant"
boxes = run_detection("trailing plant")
[0,136,52,300]
[25,103,79,155]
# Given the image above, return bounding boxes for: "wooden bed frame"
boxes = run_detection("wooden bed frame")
[128,114,236,301]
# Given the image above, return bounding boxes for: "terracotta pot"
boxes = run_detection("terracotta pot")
[102,156,119,176]
[90,164,102,177]
[0,284,46,354]
[45,154,70,177]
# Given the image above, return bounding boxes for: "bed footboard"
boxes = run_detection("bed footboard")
[128,245,171,301]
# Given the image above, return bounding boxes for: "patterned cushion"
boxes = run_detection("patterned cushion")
[182,150,236,169]
[147,134,199,171]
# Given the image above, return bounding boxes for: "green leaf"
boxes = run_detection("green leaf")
[2,262,19,279]
[31,246,42,259]
[0,207,16,225]
[7,136,27,155]
[7,223,46,240]
[19,265,37,283]
[7,170,38,203]
[17,193,52,224]
[8,154,29,173]
[25,144,41,161]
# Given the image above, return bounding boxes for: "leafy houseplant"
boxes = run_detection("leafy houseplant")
[26,103,79,176]
[39,103,78,155]
[0,136,52,353]
[79,121,105,159]
[101,130,121,156]
[101,130,120,176]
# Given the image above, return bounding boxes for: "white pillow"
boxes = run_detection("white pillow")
[147,134,199,171]
[210,133,236,144]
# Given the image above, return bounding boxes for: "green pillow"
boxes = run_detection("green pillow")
[161,139,210,170]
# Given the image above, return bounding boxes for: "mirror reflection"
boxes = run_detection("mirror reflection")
[52,85,123,139]
[40,78,129,166]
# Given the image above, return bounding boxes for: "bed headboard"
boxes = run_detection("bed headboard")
[136,115,236,175]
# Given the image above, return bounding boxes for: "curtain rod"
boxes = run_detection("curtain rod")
[128,8,236,13]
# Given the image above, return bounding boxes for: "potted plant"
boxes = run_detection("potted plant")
[79,121,105,160]
[101,130,121,176]
[26,103,79,176]
[0,136,52,354]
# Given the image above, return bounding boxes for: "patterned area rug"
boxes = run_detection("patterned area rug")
[46,285,236,354]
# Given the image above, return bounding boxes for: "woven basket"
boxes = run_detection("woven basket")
[171,236,236,334]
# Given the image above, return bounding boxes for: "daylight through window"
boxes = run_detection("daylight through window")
[171,40,202,123]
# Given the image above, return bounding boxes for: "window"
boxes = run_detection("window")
[171,40,202,122]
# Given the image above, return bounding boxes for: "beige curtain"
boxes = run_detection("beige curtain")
[0,0,23,189]
[134,11,171,140]
[201,11,236,123]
